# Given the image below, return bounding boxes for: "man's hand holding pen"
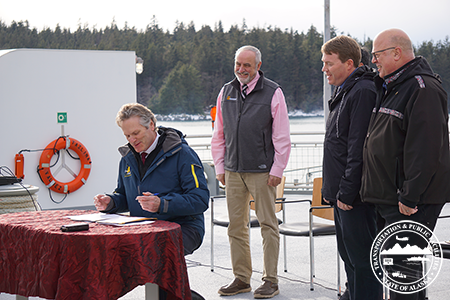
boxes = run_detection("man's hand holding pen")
[136,192,161,213]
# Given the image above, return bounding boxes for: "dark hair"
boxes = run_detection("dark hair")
[321,35,361,68]
[360,47,371,66]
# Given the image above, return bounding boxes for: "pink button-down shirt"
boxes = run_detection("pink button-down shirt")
[211,72,291,178]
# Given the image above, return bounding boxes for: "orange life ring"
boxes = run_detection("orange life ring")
[38,137,91,194]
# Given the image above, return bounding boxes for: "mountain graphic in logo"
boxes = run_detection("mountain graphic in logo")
[381,243,432,255]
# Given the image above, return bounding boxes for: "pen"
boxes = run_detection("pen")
[118,217,157,224]
[137,186,158,196]
[135,191,160,200]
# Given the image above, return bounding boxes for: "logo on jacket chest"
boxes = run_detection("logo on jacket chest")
[124,165,132,177]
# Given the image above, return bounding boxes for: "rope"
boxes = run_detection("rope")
[0,194,41,214]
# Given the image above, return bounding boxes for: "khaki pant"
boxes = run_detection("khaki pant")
[225,170,279,284]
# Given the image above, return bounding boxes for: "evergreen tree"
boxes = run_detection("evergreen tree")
[0,19,448,114]
[151,62,204,114]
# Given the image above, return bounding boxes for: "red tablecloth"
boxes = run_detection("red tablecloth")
[0,210,191,300]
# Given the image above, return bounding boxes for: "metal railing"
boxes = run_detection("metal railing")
[186,131,325,193]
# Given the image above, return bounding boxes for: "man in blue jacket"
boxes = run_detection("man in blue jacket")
[94,103,209,298]
[321,35,382,300]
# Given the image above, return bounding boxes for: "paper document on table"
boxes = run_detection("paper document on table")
[96,215,156,226]
[67,213,156,226]
[67,213,116,222]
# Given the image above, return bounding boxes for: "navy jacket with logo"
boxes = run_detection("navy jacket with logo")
[107,127,209,238]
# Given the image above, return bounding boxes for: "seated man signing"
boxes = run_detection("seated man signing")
[94,103,209,298]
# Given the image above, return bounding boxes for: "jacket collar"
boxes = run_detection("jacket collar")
[117,127,184,158]
[329,66,374,109]
[374,56,426,90]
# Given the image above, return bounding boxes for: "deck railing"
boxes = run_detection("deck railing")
[185,131,325,193]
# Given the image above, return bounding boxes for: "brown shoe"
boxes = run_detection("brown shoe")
[253,280,279,299]
[218,278,251,296]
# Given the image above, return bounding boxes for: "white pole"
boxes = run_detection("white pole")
[323,0,332,125]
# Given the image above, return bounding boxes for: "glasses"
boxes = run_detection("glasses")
[372,47,396,61]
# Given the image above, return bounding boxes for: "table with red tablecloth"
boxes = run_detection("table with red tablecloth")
[0,210,191,300]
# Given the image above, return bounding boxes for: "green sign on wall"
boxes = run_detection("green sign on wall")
[57,112,67,123]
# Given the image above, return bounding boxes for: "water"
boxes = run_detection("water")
[159,117,326,188]
[159,116,450,188]
[159,116,326,136]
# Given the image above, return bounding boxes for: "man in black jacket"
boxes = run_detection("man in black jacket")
[321,35,382,300]
[361,28,450,300]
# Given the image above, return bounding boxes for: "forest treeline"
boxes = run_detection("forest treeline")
[1,19,449,114]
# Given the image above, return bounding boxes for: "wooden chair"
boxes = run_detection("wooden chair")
[438,214,450,259]
[277,177,341,293]
[210,176,285,271]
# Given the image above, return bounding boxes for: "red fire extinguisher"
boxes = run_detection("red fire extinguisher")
[15,153,24,179]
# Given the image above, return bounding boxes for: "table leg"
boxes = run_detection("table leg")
[145,282,159,300]
[15,296,28,300]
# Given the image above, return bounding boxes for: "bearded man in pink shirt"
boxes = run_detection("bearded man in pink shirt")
[211,45,291,299]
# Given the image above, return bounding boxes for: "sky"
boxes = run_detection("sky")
[1,0,449,46]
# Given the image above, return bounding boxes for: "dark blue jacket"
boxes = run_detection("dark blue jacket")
[322,66,376,206]
[107,127,209,238]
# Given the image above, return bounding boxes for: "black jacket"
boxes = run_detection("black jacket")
[322,66,376,205]
[360,56,450,207]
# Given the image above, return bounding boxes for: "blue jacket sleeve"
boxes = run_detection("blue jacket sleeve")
[159,146,209,216]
